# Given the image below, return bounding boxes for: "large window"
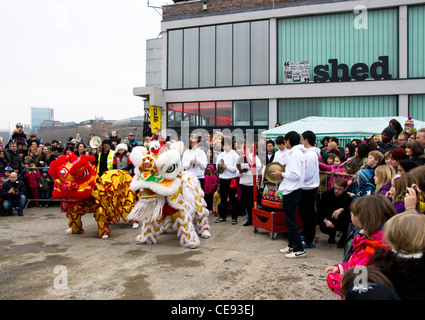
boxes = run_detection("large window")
[168,20,269,89]
[167,100,269,128]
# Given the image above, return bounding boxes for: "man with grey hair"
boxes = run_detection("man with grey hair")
[416,128,425,149]
[1,172,27,216]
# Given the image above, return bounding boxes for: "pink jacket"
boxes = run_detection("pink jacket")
[319,162,349,190]
[327,230,384,297]
[204,165,218,194]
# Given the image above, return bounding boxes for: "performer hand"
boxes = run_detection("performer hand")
[271,170,282,178]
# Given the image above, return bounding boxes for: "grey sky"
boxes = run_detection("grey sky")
[0,0,170,131]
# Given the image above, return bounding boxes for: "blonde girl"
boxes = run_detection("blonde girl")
[374,165,395,196]
[371,212,425,300]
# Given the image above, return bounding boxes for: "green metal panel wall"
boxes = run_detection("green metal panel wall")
[277,8,399,83]
[278,96,398,124]
[409,94,425,121]
[408,5,425,78]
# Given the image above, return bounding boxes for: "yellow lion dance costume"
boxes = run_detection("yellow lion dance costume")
[49,153,137,239]
[126,140,211,249]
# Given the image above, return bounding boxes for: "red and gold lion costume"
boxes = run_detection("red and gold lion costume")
[49,153,137,239]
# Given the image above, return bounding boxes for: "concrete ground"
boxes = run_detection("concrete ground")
[0,204,341,300]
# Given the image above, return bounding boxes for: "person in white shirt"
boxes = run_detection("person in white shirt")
[237,144,262,226]
[272,131,307,258]
[215,140,239,224]
[273,135,290,166]
[298,130,321,249]
[182,139,208,189]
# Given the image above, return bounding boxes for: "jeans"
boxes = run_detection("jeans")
[3,195,27,214]
[282,189,303,252]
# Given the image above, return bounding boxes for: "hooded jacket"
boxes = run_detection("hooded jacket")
[278,144,306,195]
[302,146,320,190]
[204,165,218,194]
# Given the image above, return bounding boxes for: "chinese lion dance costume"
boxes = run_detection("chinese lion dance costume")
[49,153,137,239]
[126,140,211,249]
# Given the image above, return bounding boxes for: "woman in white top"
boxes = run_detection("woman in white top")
[182,139,208,189]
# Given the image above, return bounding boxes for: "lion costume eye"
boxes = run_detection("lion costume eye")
[59,167,69,179]
[166,164,177,173]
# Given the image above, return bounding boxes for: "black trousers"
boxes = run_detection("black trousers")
[219,178,238,220]
[240,184,254,222]
[297,188,318,245]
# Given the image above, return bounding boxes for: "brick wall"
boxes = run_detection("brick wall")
[163,0,352,21]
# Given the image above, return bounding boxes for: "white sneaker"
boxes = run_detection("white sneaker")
[279,247,293,254]
[285,250,307,258]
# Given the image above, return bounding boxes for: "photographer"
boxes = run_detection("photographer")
[1,172,27,216]
[367,126,398,154]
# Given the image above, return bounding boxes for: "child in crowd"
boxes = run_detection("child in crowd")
[340,266,399,300]
[374,165,395,196]
[319,154,349,190]
[1,166,12,183]
[204,165,218,214]
[212,184,221,216]
[371,212,425,300]
[24,162,41,207]
[386,173,418,213]
[113,143,134,175]
[326,194,397,298]
[366,150,384,171]
[410,166,425,213]
[347,168,376,198]
[38,168,53,208]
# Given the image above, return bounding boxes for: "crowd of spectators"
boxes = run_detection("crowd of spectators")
[2,118,425,300]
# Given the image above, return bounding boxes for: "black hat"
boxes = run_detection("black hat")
[346,283,400,300]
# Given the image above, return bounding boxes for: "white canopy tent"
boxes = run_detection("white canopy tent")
[262,116,425,147]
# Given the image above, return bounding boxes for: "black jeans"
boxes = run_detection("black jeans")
[297,188,318,245]
[282,189,303,252]
[219,178,238,220]
[240,184,254,222]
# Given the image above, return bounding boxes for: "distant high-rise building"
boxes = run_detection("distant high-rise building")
[31,107,54,132]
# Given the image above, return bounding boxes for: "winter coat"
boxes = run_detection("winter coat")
[24,170,41,189]
[371,248,425,300]
[319,162,349,190]
[327,229,384,297]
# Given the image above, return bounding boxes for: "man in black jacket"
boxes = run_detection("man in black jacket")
[317,177,352,248]
[5,142,23,171]
[1,172,27,216]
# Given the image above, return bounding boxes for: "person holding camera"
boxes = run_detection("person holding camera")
[368,126,398,154]
[1,172,27,216]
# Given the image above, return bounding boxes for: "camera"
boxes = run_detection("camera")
[403,186,418,196]
[364,136,372,142]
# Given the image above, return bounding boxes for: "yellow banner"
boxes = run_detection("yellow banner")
[149,104,161,134]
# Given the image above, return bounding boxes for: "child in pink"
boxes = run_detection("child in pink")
[204,165,218,214]
[325,194,396,298]
[319,154,350,190]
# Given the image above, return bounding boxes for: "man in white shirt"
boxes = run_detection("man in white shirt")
[215,140,239,224]
[237,144,262,226]
[273,135,290,166]
[298,130,320,249]
[272,131,306,258]
[182,139,208,189]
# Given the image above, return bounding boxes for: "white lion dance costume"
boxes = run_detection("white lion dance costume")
[126,140,211,249]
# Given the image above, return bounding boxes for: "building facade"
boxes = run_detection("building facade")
[134,0,425,138]
[31,107,54,133]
